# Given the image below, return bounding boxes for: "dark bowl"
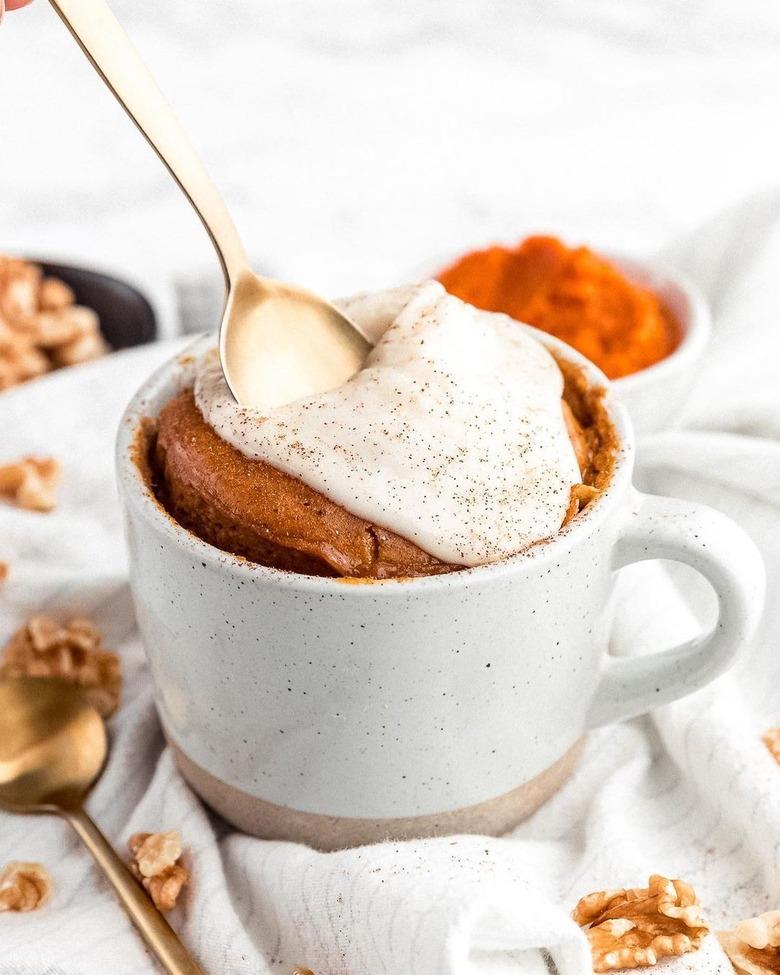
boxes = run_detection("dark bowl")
[35,260,157,351]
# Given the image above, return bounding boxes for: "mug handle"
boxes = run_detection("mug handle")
[586,490,765,729]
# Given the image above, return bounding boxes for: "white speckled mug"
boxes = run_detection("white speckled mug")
[116,334,765,849]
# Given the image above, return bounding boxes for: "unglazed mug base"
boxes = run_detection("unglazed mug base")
[169,736,585,850]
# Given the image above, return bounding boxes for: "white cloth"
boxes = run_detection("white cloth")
[1,196,779,975]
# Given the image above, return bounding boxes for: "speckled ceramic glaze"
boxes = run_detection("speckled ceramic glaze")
[116,331,764,849]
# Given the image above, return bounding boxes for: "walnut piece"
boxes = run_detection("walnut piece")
[0,256,107,391]
[0,615,121,717]
[0,457,61,512]
[572,874,709,972]
[39,276,75,311]
[128,831,189,912]
[0,861,52,912]
[0,562,7,586]
[291,969,316,975]
[0,332,49,390]
[719,911,780,975]
[51,311,107,367]
[0,258,40,321]
[763,729,780,764]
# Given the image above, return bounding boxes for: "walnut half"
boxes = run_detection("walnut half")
[0,456,61,512]
[128,831,189,912]
[0,861,52,912]
[719,911,780,975]
[572,874,709,972]
[0,615,121,718]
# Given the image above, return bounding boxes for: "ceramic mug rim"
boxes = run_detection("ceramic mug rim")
[115,326,634,595]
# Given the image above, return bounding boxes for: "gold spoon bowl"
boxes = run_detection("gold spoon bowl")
[0,677,204,975]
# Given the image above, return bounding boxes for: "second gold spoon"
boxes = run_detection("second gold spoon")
[0,677,204,975]
[47,0,371,411]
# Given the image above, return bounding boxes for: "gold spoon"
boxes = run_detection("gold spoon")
[46,0,371,411]
[0,677,204,975]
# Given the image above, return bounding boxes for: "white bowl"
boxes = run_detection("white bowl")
[608,255,711,436]
[416,249,712,437]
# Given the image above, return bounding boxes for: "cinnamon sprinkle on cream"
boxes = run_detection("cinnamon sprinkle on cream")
[194,283,582,566]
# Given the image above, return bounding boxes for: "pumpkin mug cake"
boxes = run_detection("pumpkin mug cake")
[144,282,615,577]
[117,282,763,849]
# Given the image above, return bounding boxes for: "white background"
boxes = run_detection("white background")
[2,0,780,316]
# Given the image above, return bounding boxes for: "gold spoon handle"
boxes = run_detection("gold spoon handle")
[47,0,248,289]
[66,808,205,975]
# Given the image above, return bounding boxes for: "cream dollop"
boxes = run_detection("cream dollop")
[194,282,580,566]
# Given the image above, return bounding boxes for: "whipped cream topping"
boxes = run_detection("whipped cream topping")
[194,282,581,566]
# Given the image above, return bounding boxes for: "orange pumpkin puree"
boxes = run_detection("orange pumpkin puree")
[436,235,680,379]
